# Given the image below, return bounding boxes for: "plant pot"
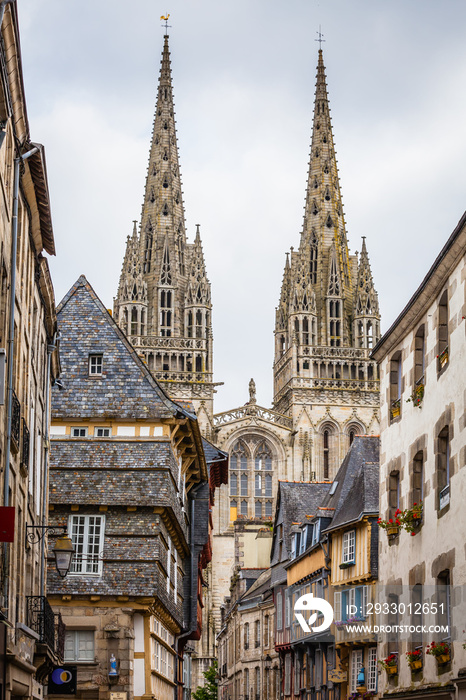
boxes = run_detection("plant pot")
[356,686,367,694]
[386,666,397,675]
[409,660,422,670]
[386,526,400,537]
[437,654,450,665]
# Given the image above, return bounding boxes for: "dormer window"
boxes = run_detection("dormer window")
[89,354,103,376]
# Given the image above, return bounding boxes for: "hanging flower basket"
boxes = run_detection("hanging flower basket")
[377,503,423,537]
[426,641,450,664]
[438,346,449,369]
[406,383,424,408]
[378,654,398,674]
[390,398,401,419]
[406,649,423,670]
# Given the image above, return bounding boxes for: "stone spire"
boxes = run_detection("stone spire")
[114,221,148,337]
[353,237,380,349]
[114,34,217,427]
[273,48,380,421]
[140,34,187,335]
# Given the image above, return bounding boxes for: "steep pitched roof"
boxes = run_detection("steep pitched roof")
[271,481,332,567]
[53,276,187,420]
[321,435,379,533]
[240,568,272,604]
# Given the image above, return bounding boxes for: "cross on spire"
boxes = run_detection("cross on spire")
[315,26,325,49]
[160,13,171,34]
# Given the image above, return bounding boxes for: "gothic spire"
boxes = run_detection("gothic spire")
[186,225,211,307]
[300,49,351,295]
[140,35,187,288]
[353,237,380,348]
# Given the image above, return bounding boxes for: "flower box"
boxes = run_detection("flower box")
[409,660,422,671]
[387,665,397,675]
[437,654,451,665]
[386,525,400,537]
[439,347,449,369]
[390,399,401,419]
[339,561,355,569]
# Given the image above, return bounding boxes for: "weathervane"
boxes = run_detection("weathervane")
[160,14,171,34]
[315,26,325,49]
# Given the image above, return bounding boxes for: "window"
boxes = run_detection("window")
[265,501,272,518]
[437,570,451,639]
[94,427,111,437]
[276,591,283,631]
[64,630,95,662]
[294,656,300,695]
[255,473,262,497]
[350,650,363,693]
[342,530,355,564]
[230,473,237,496]
[89,354,103,376]
[367,648,377,692]
[335,586,369,622]
[244,668,249,698]
[388,471,400,523]
[284,654,291,696]
[241,500,248,517]
[255,620,260,648]
[437,426,450,510]
[264,615,269,648]
[437,290,449,370]
[412,451,424,506]
[414,325,425,386]
[71,427,88,437]
[241,474,248,496]
[265,474,272,497]
[244,622,249,650]
[255,500,262,518]
[285,590,291,628]
[69,515,105,575]
[389,351,402,420]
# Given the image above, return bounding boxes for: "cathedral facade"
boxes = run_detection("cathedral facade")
[114,37,381,690]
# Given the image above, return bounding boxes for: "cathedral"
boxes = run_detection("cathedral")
[114,35,381,689]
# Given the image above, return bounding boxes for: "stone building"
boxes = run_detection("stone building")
[47,276,226,700]
[113,35,381,689]
[217,568,279,700]
[269,481,331,699]
[271,437,379,700]
[371,212,466,700]
[0,4,60,700]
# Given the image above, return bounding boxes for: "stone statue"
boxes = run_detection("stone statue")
[248,378,256,404]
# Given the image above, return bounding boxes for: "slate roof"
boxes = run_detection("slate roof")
[240,568,272,603]
[49,440,180,507]
[321,435,379,533]
[270,481,332,571]
[53,276,187,420]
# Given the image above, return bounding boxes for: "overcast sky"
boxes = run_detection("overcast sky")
[18,0,466,413]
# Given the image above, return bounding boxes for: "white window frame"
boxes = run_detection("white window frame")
[69,514,105,576]
[64,629,95,662]
[71,427,88,437]
[342,530,355,563]
[334,591,342,622]
[367,647,377,692]
[88,354,103,376]
[94,427,111,437]
[350,649,363,693]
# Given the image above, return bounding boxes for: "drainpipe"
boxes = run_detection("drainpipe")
[174,481,204,700]
[40,331,59,597]
[2,145,39,613]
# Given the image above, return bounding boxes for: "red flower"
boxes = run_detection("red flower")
[411,532,415,536]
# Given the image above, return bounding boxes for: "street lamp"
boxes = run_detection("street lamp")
[26,525,74,577]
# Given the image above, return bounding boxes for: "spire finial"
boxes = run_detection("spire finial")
[315,26,325,50]
[160,13,171,35]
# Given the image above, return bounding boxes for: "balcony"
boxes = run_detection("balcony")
[26,596,64,660]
